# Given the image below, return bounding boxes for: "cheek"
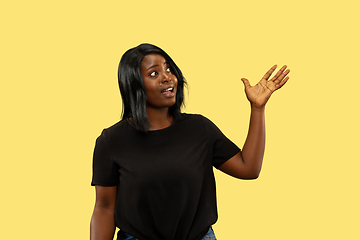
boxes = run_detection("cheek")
[144,80,159,92]
[173,77,178,86]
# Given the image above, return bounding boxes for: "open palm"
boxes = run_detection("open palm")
[241,65,290,108]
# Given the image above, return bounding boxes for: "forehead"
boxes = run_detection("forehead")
[141,53,167,68]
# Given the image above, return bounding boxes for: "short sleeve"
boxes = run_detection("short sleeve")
[202,116,240,168]
[91,129,119,186]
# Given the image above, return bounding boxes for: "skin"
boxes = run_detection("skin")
[90,54,290,239]
[140,54,178,130]
[218,65,290,179]
[90,185,117,240]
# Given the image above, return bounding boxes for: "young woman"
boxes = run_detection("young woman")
[90,43,290,240]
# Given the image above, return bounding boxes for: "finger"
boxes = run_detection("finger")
[274,69,290,85]
[262,65,277,80]
[277,69,290,81]
[241,78,252,89]
[270,65,287,81]
[276,76,289,89]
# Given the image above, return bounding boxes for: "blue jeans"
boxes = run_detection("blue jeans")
[117,226,217,240]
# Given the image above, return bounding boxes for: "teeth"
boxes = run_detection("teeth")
[164,88,173,92]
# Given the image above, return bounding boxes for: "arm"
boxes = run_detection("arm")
[90,185,117,240]
[218,65,290,179]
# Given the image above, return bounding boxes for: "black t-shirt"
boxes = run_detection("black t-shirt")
[91,113,240,240]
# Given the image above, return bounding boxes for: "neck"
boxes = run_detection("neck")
[146,107,174,131]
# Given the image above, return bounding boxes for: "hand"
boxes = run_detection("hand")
[241,65,290,108]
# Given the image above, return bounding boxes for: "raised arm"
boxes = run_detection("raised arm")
[218,65,290,179]
[90,185,117,240]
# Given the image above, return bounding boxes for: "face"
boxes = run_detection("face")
[140,53,178,110]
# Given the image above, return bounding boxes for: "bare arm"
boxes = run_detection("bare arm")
[218,65,290,179]
[90,185,117,240]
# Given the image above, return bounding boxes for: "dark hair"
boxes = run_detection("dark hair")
[118,43,187,132]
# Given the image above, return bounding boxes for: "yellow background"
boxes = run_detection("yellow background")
[1,0,359,239]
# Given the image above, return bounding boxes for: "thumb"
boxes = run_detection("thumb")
[241,78,251,89]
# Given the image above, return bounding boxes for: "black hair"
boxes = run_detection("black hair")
[118,43,187,132]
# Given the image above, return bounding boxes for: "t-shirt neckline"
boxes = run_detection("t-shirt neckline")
[126,116,179,132]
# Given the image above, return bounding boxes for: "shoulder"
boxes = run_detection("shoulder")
[97,118,131,141]
[105,118,128,132]
[180,113,216,127]
[179,113,209,123]
[176,113,220,136]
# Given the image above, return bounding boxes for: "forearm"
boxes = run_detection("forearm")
[90,207,116,240]
[241,104,266,177]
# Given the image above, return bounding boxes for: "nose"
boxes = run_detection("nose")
[160,72,172,86]
[163,71,172,81]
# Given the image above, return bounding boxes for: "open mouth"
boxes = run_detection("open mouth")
[161,87,174,93]
[161,87,175,97]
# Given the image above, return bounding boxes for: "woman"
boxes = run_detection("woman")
[90,43,290,240]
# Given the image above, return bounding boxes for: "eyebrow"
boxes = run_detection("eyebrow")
[147,65,159,71]
[146,62,169,71]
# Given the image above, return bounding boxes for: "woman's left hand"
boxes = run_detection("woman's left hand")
[241,65,290,108]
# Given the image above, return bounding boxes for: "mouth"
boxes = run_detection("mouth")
[161,87,174,93]
[161,86,175,97]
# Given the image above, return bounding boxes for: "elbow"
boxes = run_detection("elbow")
[240,169,261,180]
[242,174,259,180]
[247,174,259,180]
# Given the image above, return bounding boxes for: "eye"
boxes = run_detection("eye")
[166,67,171,73]
[150,71,157,77]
